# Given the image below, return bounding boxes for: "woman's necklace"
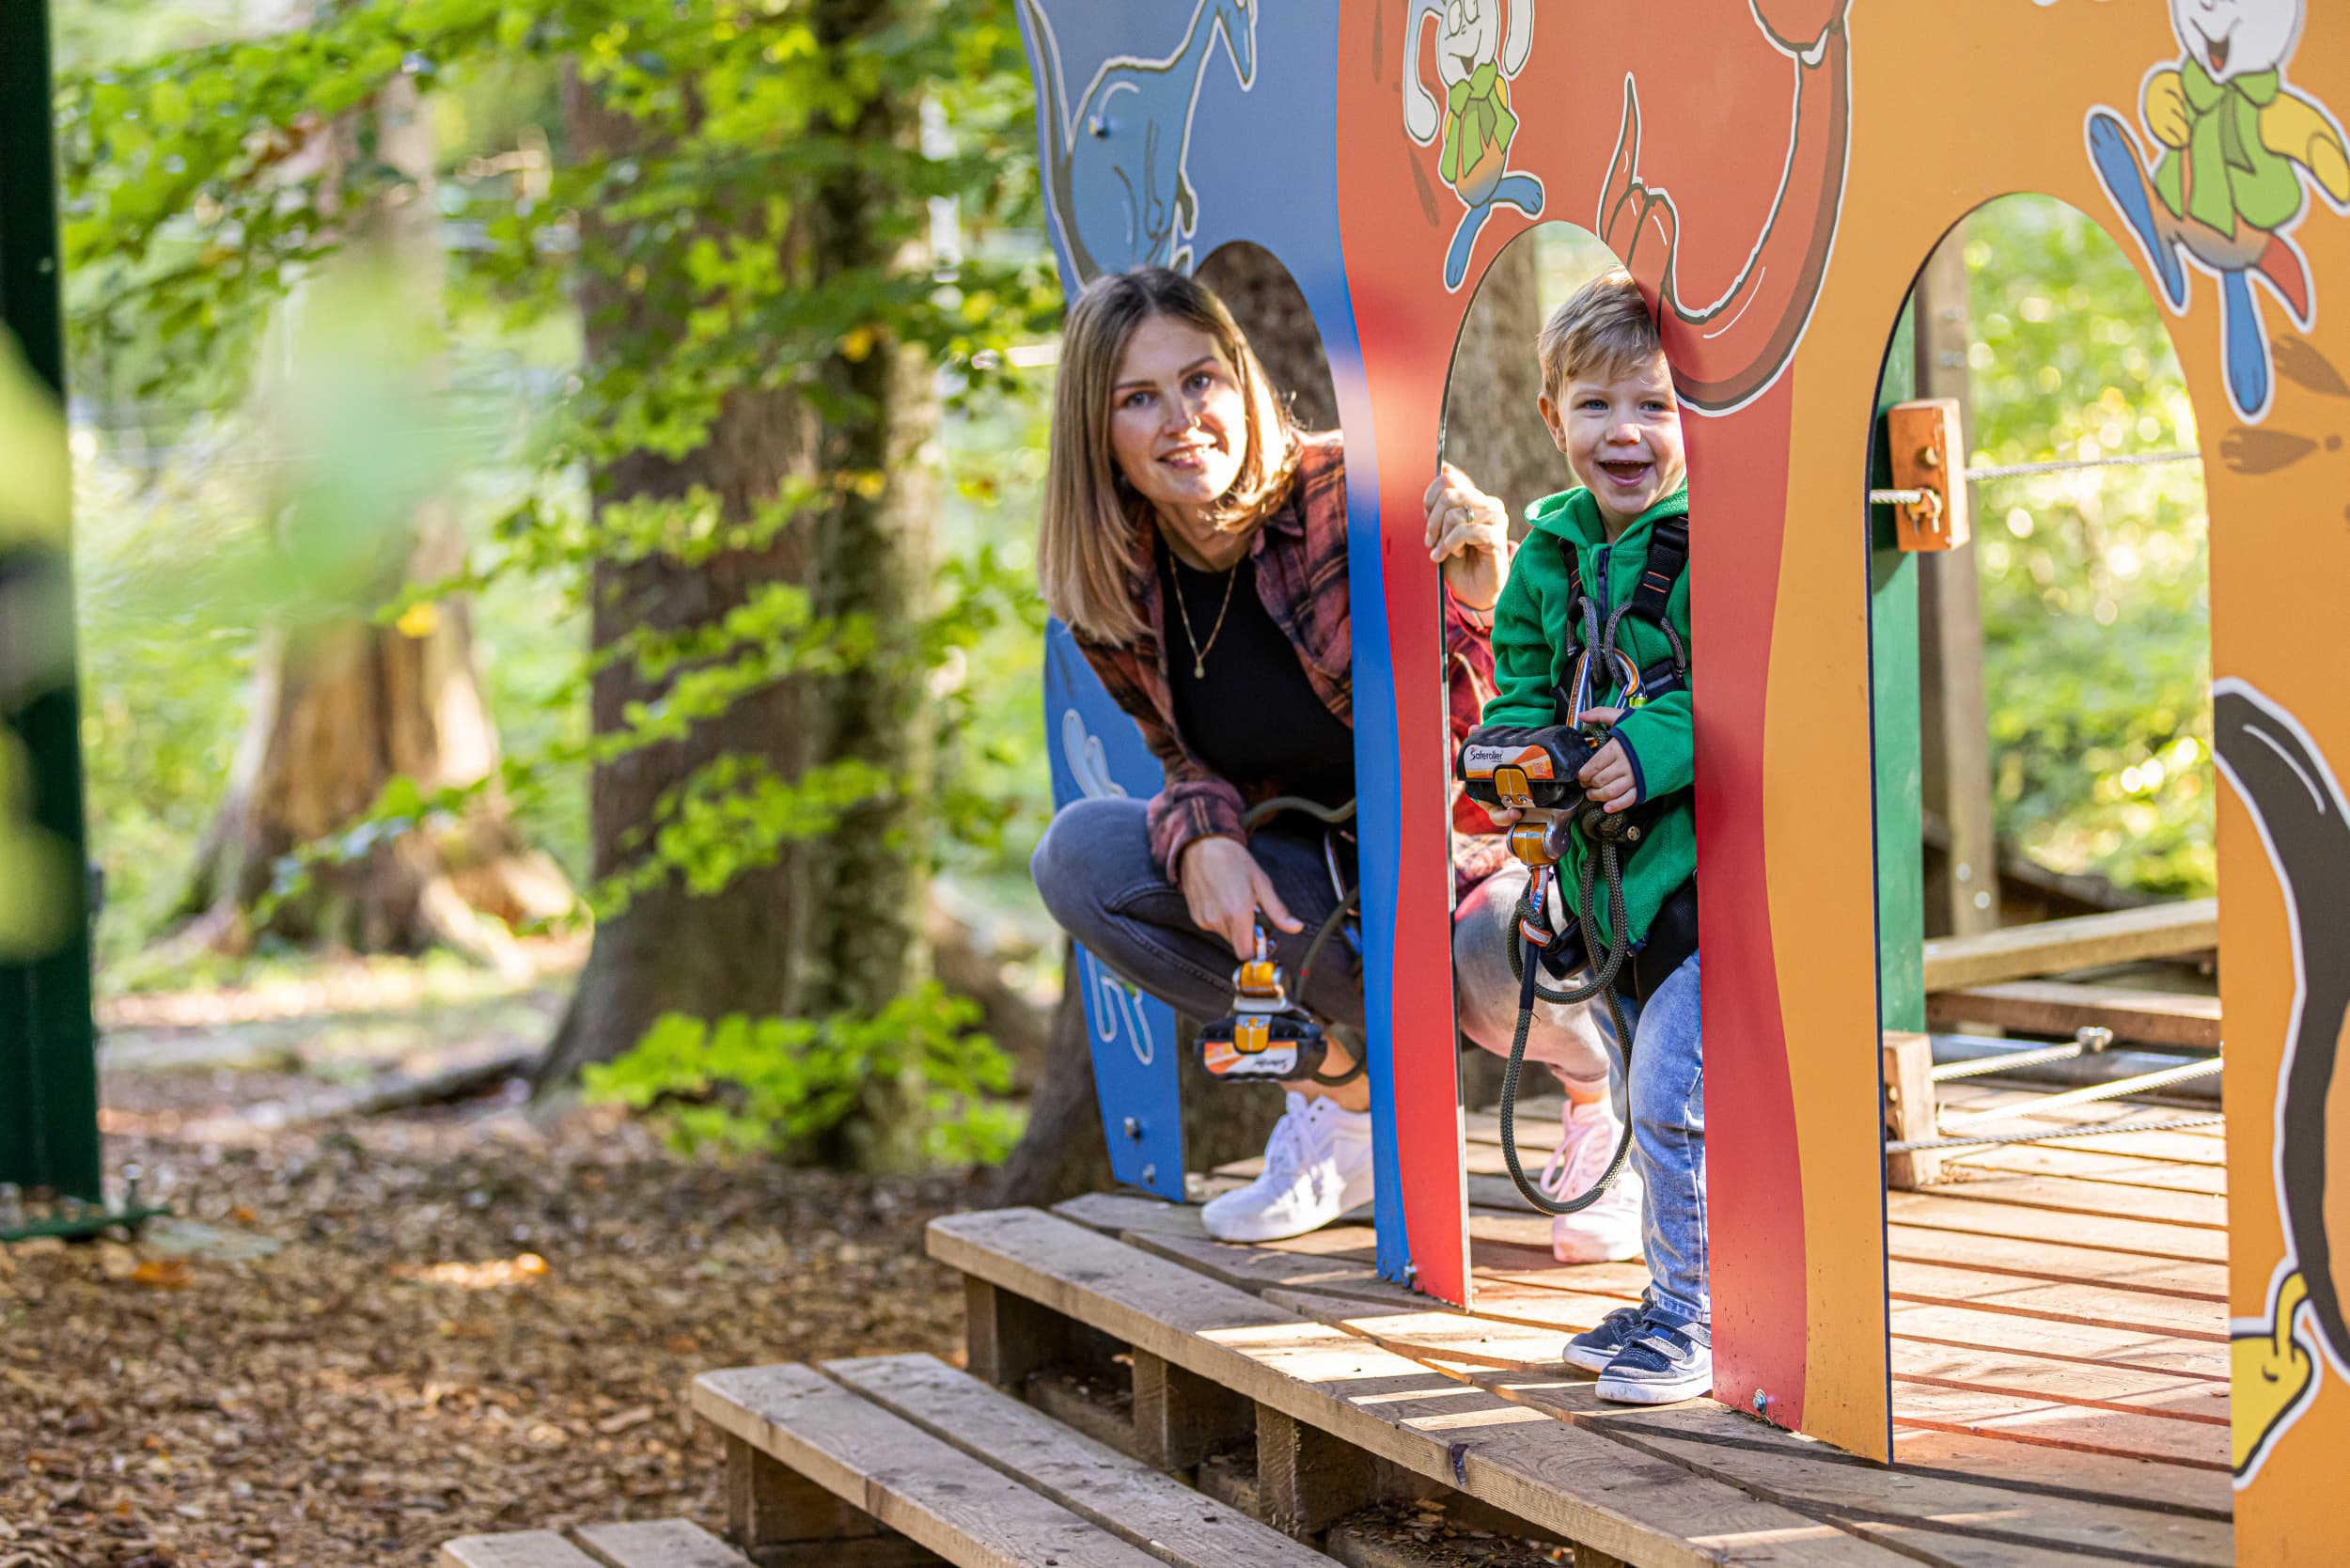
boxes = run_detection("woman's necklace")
[1168,543,1241,680]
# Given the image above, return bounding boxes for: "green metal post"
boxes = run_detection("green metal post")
[1870,306,1927,1036]
[0,0,102,1201]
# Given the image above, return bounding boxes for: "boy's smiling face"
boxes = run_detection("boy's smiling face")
[1540,353,1686,536]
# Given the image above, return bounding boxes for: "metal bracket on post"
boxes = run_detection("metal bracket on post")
[1882,399,1970,552]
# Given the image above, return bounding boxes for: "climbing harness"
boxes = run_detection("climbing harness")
[1197,796,1365,1087]
[1456,517,1694,1216]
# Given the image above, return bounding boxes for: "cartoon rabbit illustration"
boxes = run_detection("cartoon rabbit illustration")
[1021,0,1259,280]
[1402,0,1546,290]
[2088,0,2350,420]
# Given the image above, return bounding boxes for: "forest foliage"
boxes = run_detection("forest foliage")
[48,7,2217,1156]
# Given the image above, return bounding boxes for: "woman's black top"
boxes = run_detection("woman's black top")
[1159,542,1355,811]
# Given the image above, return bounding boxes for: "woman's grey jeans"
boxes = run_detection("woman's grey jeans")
[1030,797,1609,1090]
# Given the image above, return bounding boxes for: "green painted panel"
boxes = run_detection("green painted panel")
[1871,306,1926,1035]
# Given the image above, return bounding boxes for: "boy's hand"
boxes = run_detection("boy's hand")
[1422,463,1510,610]
[1575,707,1637,813]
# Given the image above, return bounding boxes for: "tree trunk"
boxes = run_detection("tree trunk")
[990,942,1115,1205]
[166,73,568,973]
[1196,242,1340,431]
[1440,238,1555,541]
[530,66,816,1094]
[793,0,938,1168]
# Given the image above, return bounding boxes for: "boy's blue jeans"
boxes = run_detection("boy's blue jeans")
[1587,950,1708,1324]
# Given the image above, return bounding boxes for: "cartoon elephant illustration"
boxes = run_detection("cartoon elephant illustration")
[1402,0,1546,291]
[2088,0,2350,421]
[2213,681,2350,1480]
[1595,0,1853,413]
[1022,0,1259,281]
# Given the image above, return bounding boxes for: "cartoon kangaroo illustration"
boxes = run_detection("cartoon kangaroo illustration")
[1402,0,1545,291]
[2087,0,2350,422]
[1594,0,1853,414]
[1020,0,1259,281]
[2212,681,2350,1482]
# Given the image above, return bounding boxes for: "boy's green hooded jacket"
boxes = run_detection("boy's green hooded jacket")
[1482,483,1694,950]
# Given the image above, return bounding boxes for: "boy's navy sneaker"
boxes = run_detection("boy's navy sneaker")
[1593,1310,1713,1404]
[1562,1303,1649,1372]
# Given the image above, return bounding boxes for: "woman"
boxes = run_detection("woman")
[1030,266,1619,1247]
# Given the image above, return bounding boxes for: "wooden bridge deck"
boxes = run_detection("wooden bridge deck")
[970,1079,2231,1567]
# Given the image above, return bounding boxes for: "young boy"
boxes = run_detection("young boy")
[1462,269,1706,1403]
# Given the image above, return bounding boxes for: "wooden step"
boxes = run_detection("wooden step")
[826,1353,1331,1561]
[932,1207,1913,1568]
[442,1522,754,1568]
[694,1361,1160,1568]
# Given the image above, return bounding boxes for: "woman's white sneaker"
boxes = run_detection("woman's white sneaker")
[1200,1092,1375,1243]
[1541,1098,1644,1263]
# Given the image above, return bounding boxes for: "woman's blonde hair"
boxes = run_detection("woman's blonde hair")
[1040,268,1299,644]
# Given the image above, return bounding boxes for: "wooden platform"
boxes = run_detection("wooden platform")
[931,1080,2234,1568]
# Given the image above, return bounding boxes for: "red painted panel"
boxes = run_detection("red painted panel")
[1685,378,1808,1427]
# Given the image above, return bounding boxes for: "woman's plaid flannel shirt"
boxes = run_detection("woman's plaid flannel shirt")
[1073,431,1509,894]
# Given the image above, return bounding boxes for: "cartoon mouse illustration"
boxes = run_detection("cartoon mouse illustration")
[2088,0,2350,421]
[1402,0,1546,290]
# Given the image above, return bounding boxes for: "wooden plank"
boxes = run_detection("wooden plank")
[1936,1144,2226,1196]
[827,1354,1329,1568]
[1477,1377,2232,1568]
[1132,1348,1255,1470]
[965,1275,1075,1391]
[1274,1290,2230,1450]
[1911,1174,2227,1231]
[727,1431,895,1557]
[1258,1403,1385,1537]
[1891,1384,2229,1470]
[1885,1225,2227,1302]
[1886,1191,2224,1264]
[929,1208,1911,1568]
[573,1521,755,1568]
[1924,984,2219,1049]
[1888,1303,2227,1380]
[1935,1084,2223,1142]
[441,1535,603,1568]
[1889,1261,2227,1341]
[693,1362,1170,1568]
[1920,901,2218,992]
[1892,1344,2230,1425]
[1888,1429,2232,1518]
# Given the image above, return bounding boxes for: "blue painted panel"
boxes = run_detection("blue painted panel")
[1021,1,1424,1278]
[1044,622,1185,1200]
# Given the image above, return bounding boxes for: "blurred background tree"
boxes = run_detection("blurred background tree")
[60,0,1058,1168]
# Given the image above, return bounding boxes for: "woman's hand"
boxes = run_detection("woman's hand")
[1422,462,1511,611]
[1177,836,1302,959]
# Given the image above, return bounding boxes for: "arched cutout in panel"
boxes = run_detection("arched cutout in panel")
[1863,195,2226,1494]
[1434,221,1657,1273]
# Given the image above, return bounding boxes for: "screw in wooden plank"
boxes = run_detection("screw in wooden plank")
[1752,1388,1770,1415]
